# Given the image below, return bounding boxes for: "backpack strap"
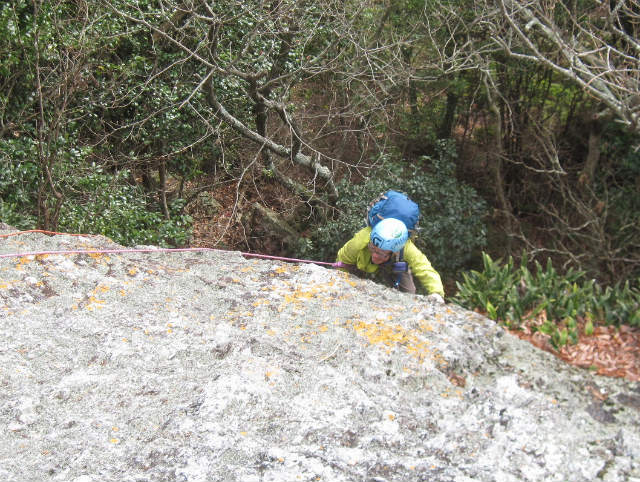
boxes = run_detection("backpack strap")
[390,249,408,290]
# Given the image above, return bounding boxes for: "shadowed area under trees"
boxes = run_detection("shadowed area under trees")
[1,2,638,348]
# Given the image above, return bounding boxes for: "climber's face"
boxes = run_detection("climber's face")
[368,243,392,265]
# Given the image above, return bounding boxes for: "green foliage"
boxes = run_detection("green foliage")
[0,146,193,246]
[298,140,487,278]
[0,135,192,246]
[58,168,192,248]
[453,253,640,349]
[0,138,39,228]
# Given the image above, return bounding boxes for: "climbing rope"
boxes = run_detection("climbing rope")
[0,229,347,268]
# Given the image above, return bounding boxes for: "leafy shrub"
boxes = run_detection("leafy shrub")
[58,168,192,247]
[453,252,640,349]
[1,133,192,246]
[297,140,488,279]
[0,138,39,228]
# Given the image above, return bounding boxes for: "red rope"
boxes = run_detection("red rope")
[0,229,345,268]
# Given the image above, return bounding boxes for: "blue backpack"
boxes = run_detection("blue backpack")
[366,190,420,233]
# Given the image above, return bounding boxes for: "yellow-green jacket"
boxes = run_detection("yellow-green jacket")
[336,227,445,297]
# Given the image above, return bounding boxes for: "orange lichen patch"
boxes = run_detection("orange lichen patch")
[350,319,436,363]
[371,305,406,313]
[353,320,405,346]
[419,320,435,332]
[278,287,320,311]
[224,310,254,324]
[440,387,464,399]
[86,295,106,311]
[88,252,110,262]
[14,256,32,270]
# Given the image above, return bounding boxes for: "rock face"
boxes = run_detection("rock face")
[1,225,639,482]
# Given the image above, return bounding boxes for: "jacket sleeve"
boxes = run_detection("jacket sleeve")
[403,241,445,297]
[336,227,378,273]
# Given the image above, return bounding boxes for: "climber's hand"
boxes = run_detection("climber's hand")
[426,293,445,304]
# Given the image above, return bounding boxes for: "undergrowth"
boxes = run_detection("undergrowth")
[453,253,640,349]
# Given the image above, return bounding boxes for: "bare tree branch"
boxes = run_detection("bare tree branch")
[495,0,640,131]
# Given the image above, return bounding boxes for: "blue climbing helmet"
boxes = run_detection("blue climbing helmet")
[370,218,408,253]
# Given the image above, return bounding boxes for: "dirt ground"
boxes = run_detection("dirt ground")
[510,321,640,382]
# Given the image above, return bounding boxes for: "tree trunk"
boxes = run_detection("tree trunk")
[579,118,602,187]
[159,160,170,220]
[485,80,514,252]
[438,91,458,140]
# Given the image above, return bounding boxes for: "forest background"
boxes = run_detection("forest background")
[1,1,639,305]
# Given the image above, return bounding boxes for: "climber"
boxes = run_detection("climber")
[336,217,445,303]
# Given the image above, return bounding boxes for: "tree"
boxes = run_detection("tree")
[102,0,489,199]
[493,0,640,134]
[105,0,352,202]
[466,0,640,281]
[0,0,98,229]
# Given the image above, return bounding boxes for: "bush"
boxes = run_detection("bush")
[297,140,488,278]
[453,252,640,349]
[0,138,39,229]
[58,168,192,247]
[1,136,192,246]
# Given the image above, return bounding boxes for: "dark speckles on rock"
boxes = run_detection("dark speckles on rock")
[616,393,640,410]
[340,430,359,447]
[39,279,58,298]
[211,342,233,359]
[587,401,618,424]
[1,225,640,482]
